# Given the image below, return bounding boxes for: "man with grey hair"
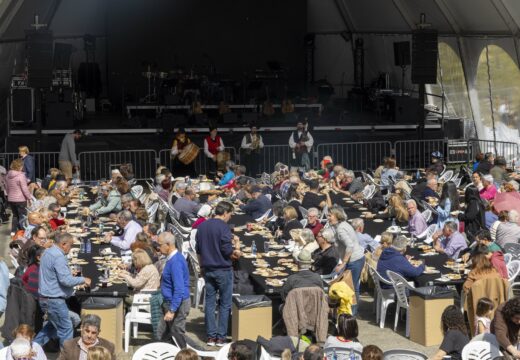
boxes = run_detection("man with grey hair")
[173,187,202,217]
[58,314,115,359]
[35,233,91,348]
[305,207,323,237]
[433,221,467,259]
[280,249,323,300]
[351,218,379,251]
[376,235,425,289]
[312,228,339,275]
[407,199,428,236]
[421,177,439,201]
[342,170,364,195]
[158,232,191,339]
[104,210,142,250]
[496,210,520,248]
[170,182,187,206]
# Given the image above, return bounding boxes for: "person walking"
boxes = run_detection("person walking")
[34,233,91,348]
[18,145,35,184]
[5,159,32,235]
[158,232,191,339]
[195,201,241,346]
[59,130,82,182]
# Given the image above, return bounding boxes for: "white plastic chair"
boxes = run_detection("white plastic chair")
[386,270,415,337]
[187,343,219,359]
[504,253,512,264]
[368,265,395,329]
[362,184,376,200]
[300,219,308,227]
[146,202,159,222]
[461,340,502,360]
[503,243,520,260]
[383,349,428,359]
[438,170,454,183]
[299,206,309,218]
[131,342,180,360]
[9,254,20,270]
[453,177,463,188]
[125,293,153,352]
[215,343,233,360]
[188,251,205,309]
[416,224,436,241]
[420,209,432,224]
[255,209,272,222]
[320,205,329,224]
[131,185,144,200]
[507,260,520,284]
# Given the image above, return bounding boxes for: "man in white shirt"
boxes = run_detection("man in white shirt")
[288,120,313,171]
[103,210,142,250]
[241,125,264,177]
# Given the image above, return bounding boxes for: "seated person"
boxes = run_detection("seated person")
[119,249,160,293]
[496,210,520,249]
[372,232,393,261]
[312,228,339,275]
[173,187,201,218]
[291,228,318,260]
[421,178,440,201]
[238,185,271,219]
[192,204,212,229]
[432,221,468,260]
[406,199,428,236]
[305,207,323,237]
[280,249,323,300]
[480,174,497,201]
[216,161,235,187]
[89,185,121,216]
[170,182,187,206]
[463,251,502,294]
[376,235,425,289]
[300,344,323,360]
[351,218,379,251]
[363,194,409,227]
[491,297,520,358]
[280,206,303,241]
[11,324,46,359]
[301,179,331,210]
[22,245,45,298]
[103,210,142,250]
[430,305,469,360]
[324,314,363,352]
[50,180,71,207]
[23,211,46,242]
[361,345,384,360]
[227,340,256,360]
[48,203,66,230]
[18,226,50,268]
[463,230,507,278]
[4,338,36,360]
[58,314,115,360]
[333,170,364,196]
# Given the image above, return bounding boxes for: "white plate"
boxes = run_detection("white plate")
[358,207,368,211]
[373,219,383,223]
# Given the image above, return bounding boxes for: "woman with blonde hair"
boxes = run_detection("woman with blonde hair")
[87,346,112,360]
[120,249,160,293]
[364,194,408,226]
[280,206,303,241]
[6,158,32,235]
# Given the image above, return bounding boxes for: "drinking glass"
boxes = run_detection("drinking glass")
[263,241,270,253]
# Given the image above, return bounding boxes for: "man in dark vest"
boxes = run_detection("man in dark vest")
[240,125,264,177]
[288,120,314,171]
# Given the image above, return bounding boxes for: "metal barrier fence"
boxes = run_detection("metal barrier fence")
[466,139,519,166]
[158,146,237,175]
[395,139,448,171]
[237,145,293,174]
[79,150,157,181]
[316,142,392,172]
[0,152,60,180]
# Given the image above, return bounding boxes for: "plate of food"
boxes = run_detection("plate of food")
[447,273,462,280]
[269,244,284,250]
[266,279,284,287]
[409,260,422,266]
[423,266,440,274]
[358,207,368,211]
[373,219,383,223]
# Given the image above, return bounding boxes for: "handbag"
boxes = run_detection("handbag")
[328,269,357,305]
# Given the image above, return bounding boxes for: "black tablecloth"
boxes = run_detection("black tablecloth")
[67,186,130,298]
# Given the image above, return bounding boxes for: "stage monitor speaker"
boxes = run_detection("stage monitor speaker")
[445,118,463,139]
[25,29,54,88]
[11,88,34,124]
[412,29,438,84]
[393,41,411,67]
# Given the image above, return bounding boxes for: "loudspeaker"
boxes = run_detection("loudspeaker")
[53,43,73,69]
[445,118,464,139]
[25,30,54,88]
[393,41,411,67]
[387,96,418,123]
[412,29,438,84]
[10,88,34,124]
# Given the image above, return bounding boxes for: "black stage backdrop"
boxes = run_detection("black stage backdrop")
[106,0,307,102]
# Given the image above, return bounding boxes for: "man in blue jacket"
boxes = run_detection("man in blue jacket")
[376,235,425,289]
[159,231,190,338]
[238,185,271,219]
[19,145,35,184]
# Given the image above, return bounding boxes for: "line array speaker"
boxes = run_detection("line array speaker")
[412,29,438,84]
[25,29,54,88]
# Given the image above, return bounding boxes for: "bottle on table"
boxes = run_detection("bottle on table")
[86,239,92,254]
[251,241,257,256]
[79,239,85,253]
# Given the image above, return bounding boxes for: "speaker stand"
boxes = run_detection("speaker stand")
[400,65,407,96]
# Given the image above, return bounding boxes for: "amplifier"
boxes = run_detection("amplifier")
[11,75,27,88]
[448,141,469,164]
[10,88,34,124]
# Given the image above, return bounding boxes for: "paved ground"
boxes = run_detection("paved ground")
[0,221,438,358]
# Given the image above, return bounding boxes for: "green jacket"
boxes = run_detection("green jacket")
[89,190,122,215]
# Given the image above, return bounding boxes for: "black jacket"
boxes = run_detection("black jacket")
[0,278,37,341]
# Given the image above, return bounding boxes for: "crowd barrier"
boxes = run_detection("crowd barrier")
[316,142,392,172]
[0,152,60,180]
[1,138,518,181]
[79,150,157,181]
[158,147,237,175]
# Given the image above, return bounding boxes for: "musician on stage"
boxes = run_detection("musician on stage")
[204,127,225,176]
[241,125,264,177]
[170,128,195,177]
[289,120,313,172]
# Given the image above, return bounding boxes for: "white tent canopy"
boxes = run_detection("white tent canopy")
[309,0,520,144]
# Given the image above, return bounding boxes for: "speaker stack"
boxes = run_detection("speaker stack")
[412,29,438,84]
[25,29,54,88]
[393,41,411,67]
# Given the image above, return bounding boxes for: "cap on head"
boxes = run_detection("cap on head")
[297,249,313,264]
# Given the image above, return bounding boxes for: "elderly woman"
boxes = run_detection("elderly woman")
[5,158,32,234]
[89,185,122,216]
[280,206,303,241]
[50,180,71,207]
[192,204,212,229]
[119,249,160,293]
[312,228,339,275]
[291,228,318,260]
[10,324,46,359]
[327,205,365,315]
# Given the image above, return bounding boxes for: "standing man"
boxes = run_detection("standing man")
[204,127,225,176]
[196,201,241,347]
[158,232,191,339]
[59,130,82,182]
[18,146,35,184]
[288,120,313,172]
[241,125,264,177]
[35,233,91,348]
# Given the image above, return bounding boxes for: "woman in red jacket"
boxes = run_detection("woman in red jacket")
[5,159,32,235]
